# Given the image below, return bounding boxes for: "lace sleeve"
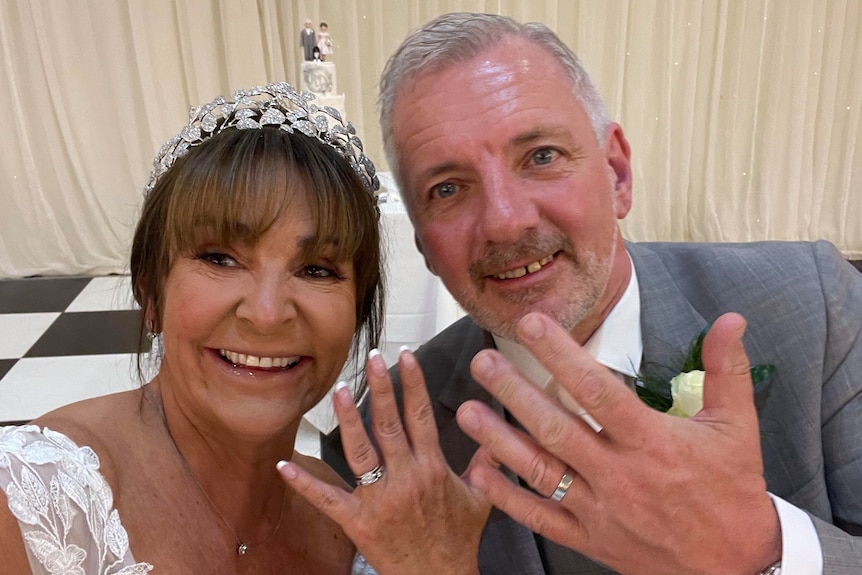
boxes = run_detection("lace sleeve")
[351,551,380,575]
[0,425,153,575]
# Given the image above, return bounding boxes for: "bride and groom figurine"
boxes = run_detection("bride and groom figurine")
[300,19,333,62]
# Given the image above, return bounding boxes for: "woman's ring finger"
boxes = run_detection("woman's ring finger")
[355,464,385,486]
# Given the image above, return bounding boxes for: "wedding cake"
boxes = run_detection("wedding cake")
[300,61,346,118]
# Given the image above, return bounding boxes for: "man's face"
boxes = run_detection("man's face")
[390,37,633,341]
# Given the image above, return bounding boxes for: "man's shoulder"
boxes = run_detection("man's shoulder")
[629,239,847,279]
[631,238,839,258]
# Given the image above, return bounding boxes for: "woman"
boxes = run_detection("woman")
[317,22,333,61]
[0,82,385,573]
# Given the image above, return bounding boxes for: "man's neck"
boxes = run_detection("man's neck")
[569,238,632,344]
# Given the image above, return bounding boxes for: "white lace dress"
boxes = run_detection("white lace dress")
[1,425,377,575]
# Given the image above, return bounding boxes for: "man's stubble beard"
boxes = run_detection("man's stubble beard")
[459,233,616,342]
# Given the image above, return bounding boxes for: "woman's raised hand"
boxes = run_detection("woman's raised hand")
[278,348,490,575]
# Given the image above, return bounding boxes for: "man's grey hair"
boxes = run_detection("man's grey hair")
[378,12,611,190]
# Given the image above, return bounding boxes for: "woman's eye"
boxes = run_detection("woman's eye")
[304,265,336,279]
[431,182,458,199]
[532,148,557,166]
[200,252,238,267]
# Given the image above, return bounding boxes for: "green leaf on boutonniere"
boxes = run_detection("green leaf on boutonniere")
[635,382,673,412]
[636,322,776,416]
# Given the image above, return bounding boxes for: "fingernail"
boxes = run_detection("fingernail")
[457,405,480,433]
[398,346,417,369]
[520,314,544,340]
[333,380,353,407]
[471,352,495,377]
[367,348,386,377]
[276,460,297,479]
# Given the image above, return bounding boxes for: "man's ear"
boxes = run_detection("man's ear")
[414,232,438,276]
[605,122,633,219]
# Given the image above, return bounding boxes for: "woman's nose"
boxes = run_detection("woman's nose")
[236,276,297,332]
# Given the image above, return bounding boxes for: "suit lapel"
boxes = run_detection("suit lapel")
[431,323,550,574]
[629,243,709,378]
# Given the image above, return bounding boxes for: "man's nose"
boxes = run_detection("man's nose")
[478,167,540,243]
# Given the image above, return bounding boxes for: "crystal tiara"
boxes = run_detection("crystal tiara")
[145,82,379,196]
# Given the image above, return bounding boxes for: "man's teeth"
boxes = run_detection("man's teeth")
[495,254,554,280]
[219,350,300,369]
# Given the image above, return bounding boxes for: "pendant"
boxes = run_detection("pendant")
[237,543,248,556]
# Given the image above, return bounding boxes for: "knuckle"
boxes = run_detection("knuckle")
[374,415,403,440]
[519,501,552,533]
[523,453,554,490]
[350,439,378,465]
[574,367,613,408]
[535,413,570,449]
[408,400,436,427]
[315,488,342,513]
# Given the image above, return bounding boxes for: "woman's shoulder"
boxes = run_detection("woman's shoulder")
[0,421,154,574]
[34,390,144,458]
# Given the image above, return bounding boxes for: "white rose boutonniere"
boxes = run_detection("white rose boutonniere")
[636,324,775,417]
[667,370,704,417]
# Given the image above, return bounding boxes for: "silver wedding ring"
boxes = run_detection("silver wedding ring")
[550,472,574,502]
[355,464,385,486]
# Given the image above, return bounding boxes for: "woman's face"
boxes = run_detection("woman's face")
[156,189,357,439]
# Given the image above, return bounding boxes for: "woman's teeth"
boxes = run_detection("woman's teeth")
[494,254,554,280]
[219,350,300,369]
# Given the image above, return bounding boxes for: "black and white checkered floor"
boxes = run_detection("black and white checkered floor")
[0,275,321,455]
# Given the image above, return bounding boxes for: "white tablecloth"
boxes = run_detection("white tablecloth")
[303,186,465,433]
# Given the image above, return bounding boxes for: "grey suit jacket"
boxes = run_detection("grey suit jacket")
[323,240,862,574]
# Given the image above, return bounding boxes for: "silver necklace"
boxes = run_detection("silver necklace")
[157,399,287,556]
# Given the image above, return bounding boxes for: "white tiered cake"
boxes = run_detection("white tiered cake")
[300,61,346,118]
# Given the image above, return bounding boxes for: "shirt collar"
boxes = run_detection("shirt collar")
[492,254,642,388]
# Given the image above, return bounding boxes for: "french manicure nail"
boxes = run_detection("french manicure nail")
[276,460,297,479]
[367,348,386,377]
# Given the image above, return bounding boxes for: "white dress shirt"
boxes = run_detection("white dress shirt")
[492,255,822,574]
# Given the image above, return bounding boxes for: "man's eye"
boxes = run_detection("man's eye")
[431,182,458,199]
[532,149,556,165]
[199,252,238,267]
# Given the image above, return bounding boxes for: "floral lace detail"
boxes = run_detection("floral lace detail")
[351,552,379,575]
[0,425,153,574]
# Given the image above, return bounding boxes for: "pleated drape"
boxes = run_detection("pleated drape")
[0,0,859,278]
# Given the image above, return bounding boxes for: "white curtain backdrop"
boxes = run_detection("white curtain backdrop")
[1,0,860,279]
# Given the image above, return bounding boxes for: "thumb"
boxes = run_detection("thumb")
[700,312,754,414]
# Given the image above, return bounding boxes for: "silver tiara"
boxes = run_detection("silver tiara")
[145,82,379,196]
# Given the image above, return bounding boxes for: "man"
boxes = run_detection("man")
[300,18,316,61]
[323,12,862,574]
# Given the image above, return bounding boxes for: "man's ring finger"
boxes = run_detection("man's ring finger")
[550,472,575,502]
[356,464,385,486]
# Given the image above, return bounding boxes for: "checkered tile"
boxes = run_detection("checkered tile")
[0,276,144,423]
[0,275,321,455]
